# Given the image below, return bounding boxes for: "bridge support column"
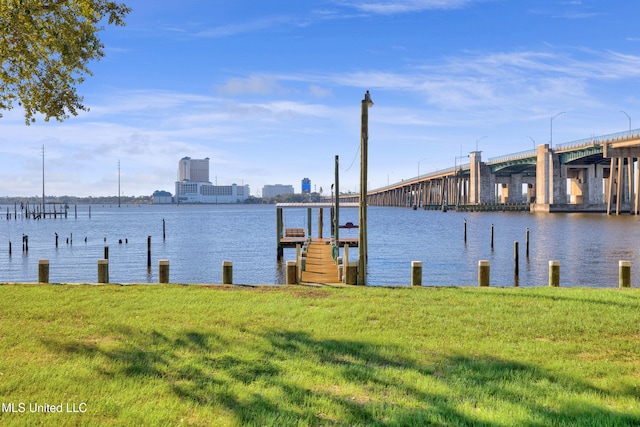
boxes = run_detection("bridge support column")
[535,144,566,209]
[470,151,495,204]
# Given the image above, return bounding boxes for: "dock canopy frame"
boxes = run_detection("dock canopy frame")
[276,202,359,259]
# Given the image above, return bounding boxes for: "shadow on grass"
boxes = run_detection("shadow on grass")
[43,328,639,426]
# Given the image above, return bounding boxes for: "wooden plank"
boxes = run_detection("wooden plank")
[301,239,340,284]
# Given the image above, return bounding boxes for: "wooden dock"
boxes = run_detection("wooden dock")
[300,239,341,285]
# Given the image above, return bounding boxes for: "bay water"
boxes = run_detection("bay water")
[1,203,639,287]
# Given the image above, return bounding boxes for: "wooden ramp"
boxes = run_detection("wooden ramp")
[300,239,341,284]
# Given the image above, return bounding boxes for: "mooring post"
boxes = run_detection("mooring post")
[162,218,166,240]
[345,262,358,285]
[104,246,109,260]
[464,219,467,243]
[286,260,297,285]
[222,260,233,285]
[619,260,631,288]
[478,260,490,287]
[147,236,151,268]
[9,241,11,257]
[491,224,494,250]
[159,260,170,284]
[38,259,49,283]
[98,259,109,283]
[411,261,422,286]
[526,228,530,258]
[514,241,519,280]
[549,261,560,287]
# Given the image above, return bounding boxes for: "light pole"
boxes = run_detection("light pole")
[550,112,565,149]
[621,111,631,131]
[475,136,487,152]
[528,136,536,150]
[359,90,373,286]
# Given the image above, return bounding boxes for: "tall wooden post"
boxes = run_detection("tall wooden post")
[359,91,373,286]
[335,155,339,247]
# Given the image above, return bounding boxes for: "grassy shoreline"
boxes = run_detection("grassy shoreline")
[0,284,639,426]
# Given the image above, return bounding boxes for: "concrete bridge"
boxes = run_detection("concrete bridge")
[340,129,640,214]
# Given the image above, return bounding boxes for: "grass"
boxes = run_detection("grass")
[0,284,639,426]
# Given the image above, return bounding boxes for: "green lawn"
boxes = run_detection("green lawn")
[0,284,639,426]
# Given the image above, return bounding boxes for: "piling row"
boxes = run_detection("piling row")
[30,257,637,288]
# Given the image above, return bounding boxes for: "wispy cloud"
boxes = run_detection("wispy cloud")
[196,15,294,38]
[337,0,478,14]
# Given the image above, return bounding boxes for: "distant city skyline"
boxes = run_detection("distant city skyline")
[2,1,640,197]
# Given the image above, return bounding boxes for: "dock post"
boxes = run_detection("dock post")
[38,260,49,283]
[307,208,312,239]
[411,261,422,286]
[619,260,631,288]
[491,224,494,250]
[159,260,170,284]
[318,209,323,239]
[514,241,519,283]
[526,228,530,258]
[286,260,297,285]
[549,261,560,287]
[98,259,109,283]
[345,262,358,285]
[276,207,283,260]
[464,219,467,243]
[104,246,109,260]
[478,260,490,287]
[147,236,151,268]
[222,260,233,285]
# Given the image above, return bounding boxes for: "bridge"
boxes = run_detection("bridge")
[340,129,640,214]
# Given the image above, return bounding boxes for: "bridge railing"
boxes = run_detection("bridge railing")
[555,128,640,151]
[487,149,536,165]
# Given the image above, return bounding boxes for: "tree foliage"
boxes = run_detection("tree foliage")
[0,0,131,124]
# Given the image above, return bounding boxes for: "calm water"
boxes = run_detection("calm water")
[1,204,639,287]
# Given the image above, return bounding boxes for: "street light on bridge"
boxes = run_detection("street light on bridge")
[621,111,631,131]
[550,112,565,149]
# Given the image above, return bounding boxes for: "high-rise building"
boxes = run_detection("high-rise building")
[174,156,249,203]
[301,178,311,194]
[178,157,210,182]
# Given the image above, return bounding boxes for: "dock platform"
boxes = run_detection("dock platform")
[300,239,342,284]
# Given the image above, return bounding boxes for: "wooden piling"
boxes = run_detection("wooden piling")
[619,260,631,288]
[286,260,297,285]
[490,224,494,250]
[98,259,109,283]
[464,219,467,243]
[478,260,490,287]
[514,241,519,280]
[147,236,151,268]
[38,260,49,283]
[159,260,170,284]
[163,218,166,240]
[549,261,560,287]
[104,246,109,260]
[526,228,530,258]
[222,260,233,285]
[345,262,357,285]
[411,261,422,286]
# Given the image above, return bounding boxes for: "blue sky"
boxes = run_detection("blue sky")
[2,0,640,197]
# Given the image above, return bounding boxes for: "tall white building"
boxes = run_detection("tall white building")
[175,157,250,203]
[178,157,209,183]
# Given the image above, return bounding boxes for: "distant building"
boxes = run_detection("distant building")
[175,182,249,204]
[301,178,311,194]
[178,157,209,182]
[262,184,294,198]
[152,190,173,204]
